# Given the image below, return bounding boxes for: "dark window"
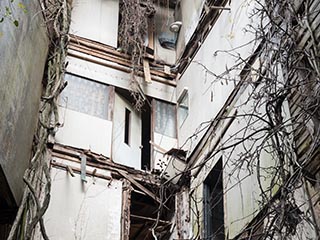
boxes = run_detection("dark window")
[141,104,151,170]
[124,108,131,145]
[203,159,225,240]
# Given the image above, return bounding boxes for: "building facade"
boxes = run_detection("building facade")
[1,0,319,239]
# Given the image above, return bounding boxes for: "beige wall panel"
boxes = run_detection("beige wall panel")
[56,107,112,157]
[70,0,119,47]
[43,167,122,240]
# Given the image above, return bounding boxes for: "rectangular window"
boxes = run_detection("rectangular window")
[177,88,189,127]
[124,108,131,145]
[154,100,177,138]
[203,159,224,240]
[59,73,110,120]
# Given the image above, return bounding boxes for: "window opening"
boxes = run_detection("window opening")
[124,108,131,145]
[177,88,189,127]
[155,100,177,138]
[60,73,110,120]
[203,158,225,240]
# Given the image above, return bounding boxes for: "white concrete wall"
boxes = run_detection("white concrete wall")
[56,108,112,157]
[70,0,119,48]
[0,1,49,203]
[43,167,122,240]
[222,88,267,238]
[176,0,258,154]
[153,133,177,172]
[187,81,300,239]
[176,1,278,233]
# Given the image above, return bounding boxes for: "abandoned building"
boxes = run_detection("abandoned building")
[1,0,320,239]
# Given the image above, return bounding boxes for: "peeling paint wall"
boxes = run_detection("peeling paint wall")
[0,1,49,203]
[174,187,191,239]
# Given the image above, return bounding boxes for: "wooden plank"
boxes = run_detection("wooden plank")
[143,59,152,83]
[52,144,162,184]
[121,179,131,240]
[118,171,161,204]
[130,214,170,225]
[51,161,112,181]
[69,44,175,79]
[66,165,75,177]
[67,51,177,87]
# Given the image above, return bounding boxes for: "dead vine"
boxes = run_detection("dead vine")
[155,0,320,239]
[7,0,71,239]
[118,0,155,110]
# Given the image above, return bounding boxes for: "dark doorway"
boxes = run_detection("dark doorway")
[141,103,151,170]
[0,166,17,239]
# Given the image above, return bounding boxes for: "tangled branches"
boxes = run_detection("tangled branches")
[119,0,155,110]
[153,0,320,239]
[208,0,320,238]
[7,1,71,239]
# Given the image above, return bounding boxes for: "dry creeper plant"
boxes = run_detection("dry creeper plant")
[119,0,155,110]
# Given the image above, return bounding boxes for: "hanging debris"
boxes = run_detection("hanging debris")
[118,0,156,110]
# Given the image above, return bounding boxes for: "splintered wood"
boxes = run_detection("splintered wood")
[121,179,131,240]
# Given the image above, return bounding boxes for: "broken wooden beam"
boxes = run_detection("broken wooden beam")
[131,214,171,225]
[117,171,161,204]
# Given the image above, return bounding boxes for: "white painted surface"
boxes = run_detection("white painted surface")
[112,93,141,169]
[153,133,177,171]
[177,0,258,153]
[44,167,122,240]
[70,0,119,47]
[66,54,176,103]
[56,107,112,157]
[163,156,186,184]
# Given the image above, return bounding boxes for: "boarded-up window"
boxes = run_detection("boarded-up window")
[60,74,110,120]
[154,100,176,138]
